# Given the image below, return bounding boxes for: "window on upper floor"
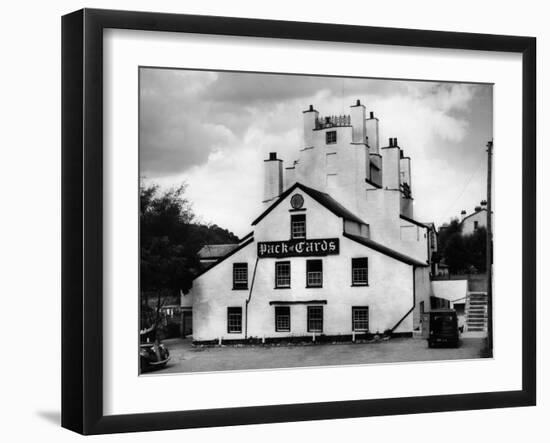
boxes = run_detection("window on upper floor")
[291,214,306,239]
[326,130,337,144]
[351,258,369,286]
[233,263,248,290]
[275,261,291,288]
[306,259,323,288]
[474,221,479,230]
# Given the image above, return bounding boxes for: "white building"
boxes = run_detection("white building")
[186,100,438,343]
[460,204,488,236]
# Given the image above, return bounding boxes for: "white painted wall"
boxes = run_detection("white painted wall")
[191,191,418,341]
[462,210,487,235]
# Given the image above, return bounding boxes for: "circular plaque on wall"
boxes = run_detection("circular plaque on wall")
[290,193,304,209]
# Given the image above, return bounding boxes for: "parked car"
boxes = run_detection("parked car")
[427,309,460,348]
[140,326,170,373]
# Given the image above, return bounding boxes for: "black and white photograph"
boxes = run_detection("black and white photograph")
[138,68,494,374]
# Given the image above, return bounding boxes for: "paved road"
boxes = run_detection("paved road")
[150,337,488,374]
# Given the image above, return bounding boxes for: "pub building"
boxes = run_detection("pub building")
[186,100,438,343]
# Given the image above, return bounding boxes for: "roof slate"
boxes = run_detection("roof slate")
[197,244,239,259]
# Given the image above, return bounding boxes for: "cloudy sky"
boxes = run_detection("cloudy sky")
[140,68,492,238]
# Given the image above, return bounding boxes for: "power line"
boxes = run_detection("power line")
[440,157,485,219]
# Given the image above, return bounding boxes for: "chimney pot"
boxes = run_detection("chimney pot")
[269,152,277,161]
[309,104,313,111]
[356,99,361,106]
[389,137,393,147]
[461,210,467,215]
[369,111,374,119]
[394,137,398,146]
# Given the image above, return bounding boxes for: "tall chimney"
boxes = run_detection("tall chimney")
[399,153,412,195]
[366,111,379,154]
[263,152,283,204]
[350,99,366,144]
[382,139,400,189]
[303,105,318,148]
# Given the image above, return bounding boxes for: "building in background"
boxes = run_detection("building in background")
[186,100,445,343]
[460,202,488,235]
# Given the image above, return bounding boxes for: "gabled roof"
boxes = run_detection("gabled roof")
[252,182,366,226]
[198,244,240,260]
[194,237,255,279]
[343,232,428,267]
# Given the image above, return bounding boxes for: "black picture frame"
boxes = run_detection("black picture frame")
[61,8,536,435]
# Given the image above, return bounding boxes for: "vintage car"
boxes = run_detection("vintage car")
[140,326,170,373]
[427,309,460,348]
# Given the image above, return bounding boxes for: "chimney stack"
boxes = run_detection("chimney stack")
[303,105,319,148]
[350,99,366,144]
[263,152,283,205]
[366,111,379,154]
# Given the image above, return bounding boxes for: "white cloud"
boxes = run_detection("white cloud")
[141,69,492,233]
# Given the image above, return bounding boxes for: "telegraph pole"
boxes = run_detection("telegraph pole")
[486,140,493,355]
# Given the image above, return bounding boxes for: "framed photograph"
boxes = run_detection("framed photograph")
[62,8,536,435]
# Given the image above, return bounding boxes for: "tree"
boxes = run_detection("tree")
[139,181,239,338]
[438,218,487,275]
[140,183,199,338]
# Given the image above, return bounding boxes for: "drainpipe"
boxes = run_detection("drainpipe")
[390,265,416,334]
[245,257,259,339]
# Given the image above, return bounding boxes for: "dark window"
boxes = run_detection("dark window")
[351,258,369,286]
[326,130,337,144]
[227,307,242,333]
[307,306,323,333]
[233,263,248,290]
[474,221,479,230]
[352,307,369,332]
[275,306,291,332]
[275,261,291,288]
[420,301,425,314]
[291,214,306,239]
[306,259,323,288]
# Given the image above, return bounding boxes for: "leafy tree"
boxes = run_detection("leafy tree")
[438,218,487,274]
[139,181,239,338]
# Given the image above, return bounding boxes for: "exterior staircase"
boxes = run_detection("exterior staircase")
[464,292,488,338]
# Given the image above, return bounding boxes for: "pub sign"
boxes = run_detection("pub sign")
[257,238,339,258]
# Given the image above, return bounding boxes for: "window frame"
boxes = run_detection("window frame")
[290,214,306,239]
[274,306,291,332]
[351,257,369,286]
[307,306,324,333]
[227,307,243,334]
[232,262,248,290]
[352,306,369,332]
[326,130,337,144]
[275,261,291,288]
[306,259,323,288]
